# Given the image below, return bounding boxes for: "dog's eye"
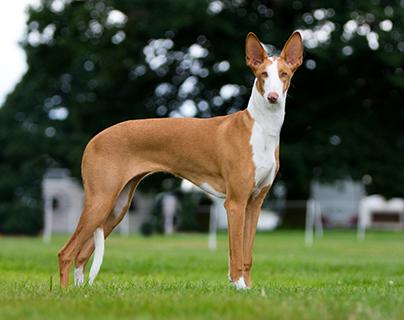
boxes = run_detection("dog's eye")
[261,72,268,77]
[280,72,288,78]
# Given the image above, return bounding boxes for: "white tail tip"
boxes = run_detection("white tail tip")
[88,227,104,285]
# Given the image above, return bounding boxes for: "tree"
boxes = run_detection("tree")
[0,0,403,234]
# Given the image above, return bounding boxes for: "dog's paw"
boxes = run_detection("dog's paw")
[233,276,249,290]
[74,266,85,287]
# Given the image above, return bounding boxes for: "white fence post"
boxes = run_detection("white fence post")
[314,201,323,238]
[305,199,315,246]
[208,201,219,251]
[305,199,323,245]
[43,195,53,243]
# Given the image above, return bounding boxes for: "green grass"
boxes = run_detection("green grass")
[0,231,403,319]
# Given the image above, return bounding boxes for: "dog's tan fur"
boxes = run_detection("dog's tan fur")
[58,31,302,288]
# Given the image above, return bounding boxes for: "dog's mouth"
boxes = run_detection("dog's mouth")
[266,99,282,107]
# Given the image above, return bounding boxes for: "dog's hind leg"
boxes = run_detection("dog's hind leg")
[73,175,144,286]
[87,180,137,286]
[58,194,117,288]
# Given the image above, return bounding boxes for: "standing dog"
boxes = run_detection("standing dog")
[58,31,303,289]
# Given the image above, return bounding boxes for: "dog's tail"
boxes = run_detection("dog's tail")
[88,227,105,285]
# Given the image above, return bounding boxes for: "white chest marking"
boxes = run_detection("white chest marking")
[250,123,278,190]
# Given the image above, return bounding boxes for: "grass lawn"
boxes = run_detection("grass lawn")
[0,231,403,319]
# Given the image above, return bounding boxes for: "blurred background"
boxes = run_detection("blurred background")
[0,0,403,237]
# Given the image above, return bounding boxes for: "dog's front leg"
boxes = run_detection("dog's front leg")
[225,196,249,290]
[243,187,269,288]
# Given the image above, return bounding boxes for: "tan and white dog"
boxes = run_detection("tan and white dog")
[58,31,303,289]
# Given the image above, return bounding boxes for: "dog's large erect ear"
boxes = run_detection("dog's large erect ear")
[280,31,303,71]
[246,32,268,70]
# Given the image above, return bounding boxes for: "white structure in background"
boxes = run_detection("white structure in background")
[304,179,365,245]
[180,179,280,250]
[161,193,177,235]
[42,169,83,242]
[42,168,153,242]
[311,179,366,227]
[358,195,404,239]
[304,199,323,246]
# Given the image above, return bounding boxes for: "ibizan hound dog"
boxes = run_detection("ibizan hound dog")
[58,31,303,290]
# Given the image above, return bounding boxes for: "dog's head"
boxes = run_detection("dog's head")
[246,31,303,106]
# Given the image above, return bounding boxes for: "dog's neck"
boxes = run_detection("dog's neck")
[247,80,286,137]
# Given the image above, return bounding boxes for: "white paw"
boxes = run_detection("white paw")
[74,266,85,287]
[233,276,248,290]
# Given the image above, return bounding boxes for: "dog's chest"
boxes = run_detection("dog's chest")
[249,124,278,190]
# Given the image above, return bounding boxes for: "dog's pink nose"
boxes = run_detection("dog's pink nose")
[267,92,279,103]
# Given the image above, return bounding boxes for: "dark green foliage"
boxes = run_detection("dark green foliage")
[0,0,403,234]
